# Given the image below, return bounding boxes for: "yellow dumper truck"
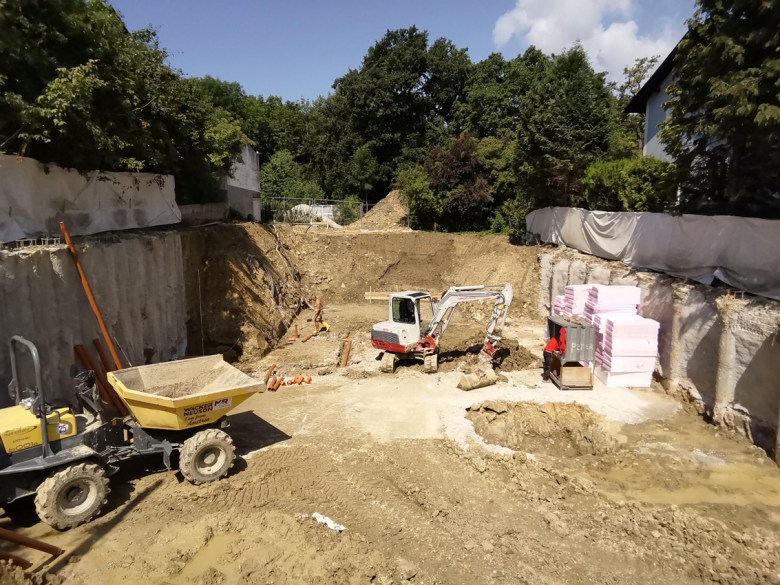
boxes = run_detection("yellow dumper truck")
[0,336,262,530]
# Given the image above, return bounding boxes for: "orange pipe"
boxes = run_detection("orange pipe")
[266,376,277,391]
[75,345,128,415]
[273,377,284,390]
[300,334,314,344]
[287,324,299,341]
[340,338,352,368]
[264,364,277,383]
[60,222,123,370]
[0,527,64,558]
[93,338,112,373]
[0,550,32,570]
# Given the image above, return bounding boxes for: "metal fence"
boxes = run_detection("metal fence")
[258,197,374,226]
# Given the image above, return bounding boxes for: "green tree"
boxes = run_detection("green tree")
[347,145,379,201]
[660,0,780,217]
[513,45,613,210]
[394,165,439,229]
[260,150,322,200]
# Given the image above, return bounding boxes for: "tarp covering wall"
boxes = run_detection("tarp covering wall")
[0,154,181,243]
[526,207,780,300]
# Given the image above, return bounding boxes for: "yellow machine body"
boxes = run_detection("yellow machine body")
[107,355,262,431]
[0,405,78,454]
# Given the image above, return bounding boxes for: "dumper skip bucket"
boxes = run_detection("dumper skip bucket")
[107,355,263,431]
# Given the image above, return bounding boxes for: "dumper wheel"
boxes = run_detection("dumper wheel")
[380,352,397,373]
[35,463,109,530]
[179,428,235,485]
[423,353,438,374]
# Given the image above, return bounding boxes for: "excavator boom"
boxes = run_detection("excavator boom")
[426,284,513,351]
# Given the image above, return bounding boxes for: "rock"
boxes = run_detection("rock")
[395,558,418,581]
[483,400,508,414]
[651,530,662,539]
[481,541,495,553]
[472,456,487,473]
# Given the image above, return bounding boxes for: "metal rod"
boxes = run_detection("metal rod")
[92,338,112,373]
[197,269,205,356]
[59,222,123,370]
[0,550,33,570]
[0,527,64,558]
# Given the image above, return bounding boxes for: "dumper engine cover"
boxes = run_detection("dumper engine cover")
[0,405,78,454]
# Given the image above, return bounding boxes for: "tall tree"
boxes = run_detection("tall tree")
[660,0,780,217]
[513,45,613,210]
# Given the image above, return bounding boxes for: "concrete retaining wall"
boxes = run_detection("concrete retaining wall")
[540,250,780,459]
[0,232,187,407]
[179,203,229,226]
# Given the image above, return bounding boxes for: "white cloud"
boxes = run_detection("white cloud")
[493,0,679,80]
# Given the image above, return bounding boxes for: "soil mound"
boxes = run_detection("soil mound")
[350,190,409,231]
[0,562,61,585]
[468,401,619,456]
[494,340,539,371]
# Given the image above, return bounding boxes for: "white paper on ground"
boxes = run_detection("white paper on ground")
[312,512,347,532]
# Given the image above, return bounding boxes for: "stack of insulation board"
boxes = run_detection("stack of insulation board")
[582,285,641,322]
[561,284,592,316]
[595,314,660,388]
[553,295,565,316]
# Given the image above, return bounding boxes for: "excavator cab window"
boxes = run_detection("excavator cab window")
[417,298,434,334]
[392,297,417,325]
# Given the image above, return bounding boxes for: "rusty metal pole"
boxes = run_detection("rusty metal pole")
[59,222,123,370]
[75,345,128,416]
[92,338,112,373]
[0,550,33,570]
[0,527,64,558]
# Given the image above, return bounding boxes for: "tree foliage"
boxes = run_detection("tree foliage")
[259,150,323,199]
[660,0,780,217]
[11,3,756,230]
[513,46,614,211]
[583,158,677,212]
[0,0,247,202]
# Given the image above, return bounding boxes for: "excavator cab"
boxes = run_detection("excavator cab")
[373,292,435,353]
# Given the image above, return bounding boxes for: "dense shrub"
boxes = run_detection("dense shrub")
[583,157,677,213]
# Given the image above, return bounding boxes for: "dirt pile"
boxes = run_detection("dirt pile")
[348,190,409,231]
[147,369,223,398]
[468,401,620,456]
[0,563,60,585]
[494,340,538,371]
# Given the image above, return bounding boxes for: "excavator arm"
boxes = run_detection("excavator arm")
[425,284,513,357]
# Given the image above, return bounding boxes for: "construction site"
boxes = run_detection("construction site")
[0,181,779,585]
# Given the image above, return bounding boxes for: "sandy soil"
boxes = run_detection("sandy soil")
[3,305,779,585]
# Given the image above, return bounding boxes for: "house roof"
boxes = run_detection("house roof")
[624,42,680,114]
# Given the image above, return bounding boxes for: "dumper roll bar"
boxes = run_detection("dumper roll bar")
[8,335,53,458]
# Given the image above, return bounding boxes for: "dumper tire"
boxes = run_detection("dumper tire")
[423,353,438,374]
[35,463,109,530]
[179,428,235,486]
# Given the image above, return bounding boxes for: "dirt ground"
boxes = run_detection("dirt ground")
[2,303,780,585]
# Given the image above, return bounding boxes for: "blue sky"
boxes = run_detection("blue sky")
[109,0,696,102]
